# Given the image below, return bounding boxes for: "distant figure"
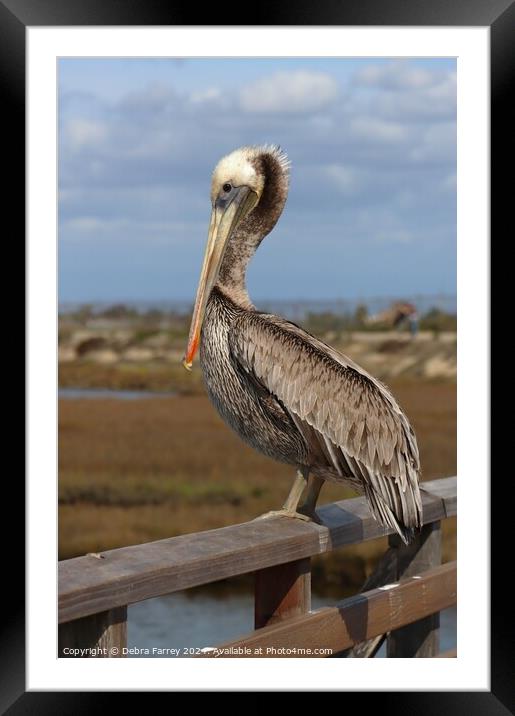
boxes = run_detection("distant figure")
[392,303,418,337]
[368,301,419,337]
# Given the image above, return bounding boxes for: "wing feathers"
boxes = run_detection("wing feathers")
[229,312,422,542]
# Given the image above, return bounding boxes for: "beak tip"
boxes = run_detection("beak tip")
[182,357,193,372]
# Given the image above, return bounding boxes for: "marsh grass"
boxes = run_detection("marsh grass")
[58,381,456,593]
[59,361,204,394]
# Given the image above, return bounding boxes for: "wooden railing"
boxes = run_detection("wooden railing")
[58,476,456,658]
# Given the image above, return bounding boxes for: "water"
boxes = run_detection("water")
[128,591,456,658]
[58,387,174,400]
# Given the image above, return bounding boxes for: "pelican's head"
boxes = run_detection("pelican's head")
[210,146,267,206]
[183,145,289,370]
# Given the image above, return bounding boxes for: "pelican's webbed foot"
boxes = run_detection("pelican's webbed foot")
[254,469,322,523]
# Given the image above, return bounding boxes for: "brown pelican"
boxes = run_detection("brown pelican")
[183,145,422,543]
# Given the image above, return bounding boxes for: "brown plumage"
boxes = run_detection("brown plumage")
[184,145,422,543]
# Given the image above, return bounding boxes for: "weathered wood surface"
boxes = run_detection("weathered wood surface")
[387,522,442,657]
[345,546,399,658]
[348,522,443,658]
[58,606,127,658]
[255,558,311,629]
[199,562,457,658]
[59,476,456,623]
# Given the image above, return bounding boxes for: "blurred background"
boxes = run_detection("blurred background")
[58,57,456,655]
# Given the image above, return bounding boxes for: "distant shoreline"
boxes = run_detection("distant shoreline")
[58,293,457,320]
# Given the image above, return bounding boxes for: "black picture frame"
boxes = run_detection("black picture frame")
[8,0,505,710]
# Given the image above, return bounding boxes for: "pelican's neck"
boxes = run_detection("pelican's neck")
[215,227,260,308]
[216,151,289,308]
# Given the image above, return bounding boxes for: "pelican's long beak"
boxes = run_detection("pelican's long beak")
[183,187,258,370]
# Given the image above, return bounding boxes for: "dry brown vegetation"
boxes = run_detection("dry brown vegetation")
[59,361,204,394]
[59,379,456,595]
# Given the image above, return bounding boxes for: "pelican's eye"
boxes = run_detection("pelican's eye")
[222,183,232,193]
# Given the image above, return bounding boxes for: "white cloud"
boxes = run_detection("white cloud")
[118,83,176,112]
[240,71,338,113]
[427,71,456,101]
[324,164,359,195]
[375,229,412,244]
[355,62,438,90]
[379,89,455,121]
[189,87,222,104]
[441,172,457,192]
[64,216,105,232]
[62,216,204,242]
[66,119,107,149]
[350,117,407,143]
[359,67,456,121]
[410,122,456,162]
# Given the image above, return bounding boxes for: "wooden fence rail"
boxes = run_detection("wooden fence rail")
[58,475,456,658]
[199,562,456,658]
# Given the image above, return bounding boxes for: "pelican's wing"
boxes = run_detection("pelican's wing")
[229,312,422,542]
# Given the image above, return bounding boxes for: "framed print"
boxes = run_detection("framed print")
[8,0,507,709]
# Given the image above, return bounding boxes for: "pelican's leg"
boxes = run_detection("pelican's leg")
[298,475,324,522]
[282,470,309,513]
[254,468,311,522]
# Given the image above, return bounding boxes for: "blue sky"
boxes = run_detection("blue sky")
[58,58,456,302]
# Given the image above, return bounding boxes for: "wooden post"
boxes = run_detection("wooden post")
[346,546,398,658]
[254,558,311,629]
[58,606,127,658]
[387,522,441,657]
